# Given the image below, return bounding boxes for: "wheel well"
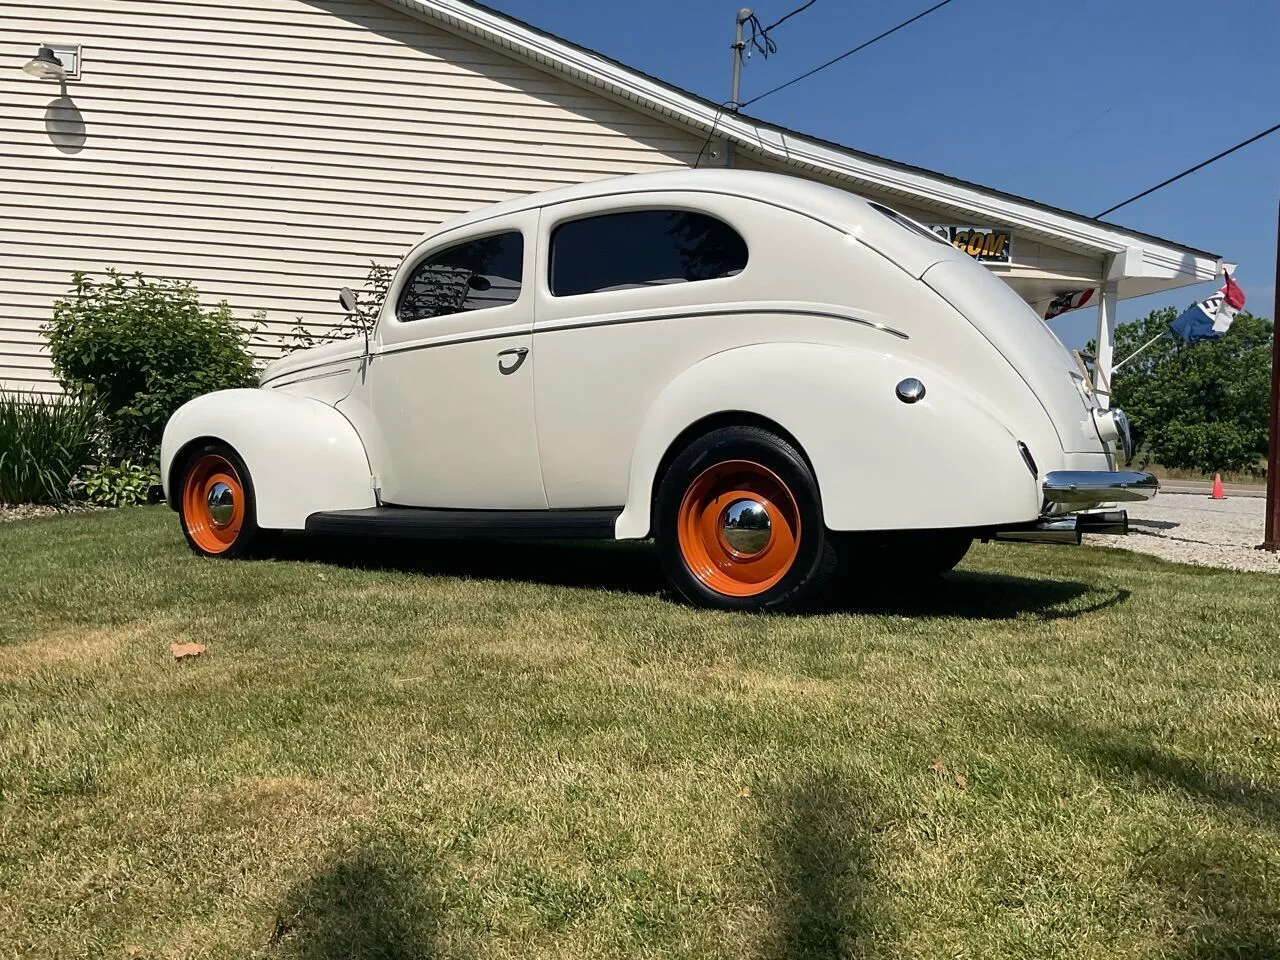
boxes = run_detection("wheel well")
[166,436,238,511]
[649,411,813,513]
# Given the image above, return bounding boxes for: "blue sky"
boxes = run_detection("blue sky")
[487,0,1279,349]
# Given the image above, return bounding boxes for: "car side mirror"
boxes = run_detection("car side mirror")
[467,275,492,292]
[337,286,357,313]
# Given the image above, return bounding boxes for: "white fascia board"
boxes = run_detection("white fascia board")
[377,0,1221,288]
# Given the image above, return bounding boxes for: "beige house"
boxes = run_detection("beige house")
[2,0,1221,397]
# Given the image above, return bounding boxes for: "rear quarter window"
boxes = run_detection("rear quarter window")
[549,209,748,297]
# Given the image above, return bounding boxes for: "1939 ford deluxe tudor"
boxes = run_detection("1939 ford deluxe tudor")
[161,169,1157,611]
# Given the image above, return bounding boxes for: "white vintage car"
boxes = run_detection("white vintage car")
[161,169,1156,610]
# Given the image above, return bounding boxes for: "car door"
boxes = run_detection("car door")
[354,211,546,509]
[532,195,752,508]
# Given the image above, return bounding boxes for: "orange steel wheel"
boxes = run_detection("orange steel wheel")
[676,459,801,598]
[181,453,246,555]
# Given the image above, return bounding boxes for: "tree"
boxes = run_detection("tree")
[1094,306,1272,474]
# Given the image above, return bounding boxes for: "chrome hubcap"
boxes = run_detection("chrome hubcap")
[719,498,772,556]
[207,482,235,528]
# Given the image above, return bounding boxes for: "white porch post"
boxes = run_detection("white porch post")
[1093,270,1119,409]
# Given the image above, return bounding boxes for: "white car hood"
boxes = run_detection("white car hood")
[260,336,366,387]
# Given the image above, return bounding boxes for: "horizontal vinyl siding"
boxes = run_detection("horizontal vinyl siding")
[0,0,703,393]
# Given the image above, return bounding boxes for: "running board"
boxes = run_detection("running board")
[304,506,621,540]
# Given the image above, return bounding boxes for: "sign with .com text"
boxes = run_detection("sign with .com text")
[930,225,1013,264]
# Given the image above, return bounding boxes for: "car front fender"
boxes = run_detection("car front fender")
[161,388,375,529]
[615,342,1041,539]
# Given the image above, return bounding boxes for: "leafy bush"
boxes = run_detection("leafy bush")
[286,260,395,352]
[1100,307,1272,475]
[77,461,158,508]
[45,270,258,463]
[0,391,98,505]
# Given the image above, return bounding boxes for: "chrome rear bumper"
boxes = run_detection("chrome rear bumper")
[1042,470,1159,508]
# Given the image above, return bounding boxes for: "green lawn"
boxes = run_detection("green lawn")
[1,508,1278,960]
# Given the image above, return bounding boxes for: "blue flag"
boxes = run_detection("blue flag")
[1170,272,1246,343]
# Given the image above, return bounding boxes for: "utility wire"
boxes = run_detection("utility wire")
[742,0,956,107]
[695,101,735,168]
[746,0,819,57]
[1097,121,1280,218]
[761,0,817,34]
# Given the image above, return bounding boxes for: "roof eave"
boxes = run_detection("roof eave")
[373,0,1222,291]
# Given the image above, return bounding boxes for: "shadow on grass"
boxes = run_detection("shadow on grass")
[836,570,1128,621]
[269,536,1123,620]
[1029,715,1280,830]
[272,534,667,596]
[1028,715,1280,957]
[271,845,446,958]
[768,774,884,959]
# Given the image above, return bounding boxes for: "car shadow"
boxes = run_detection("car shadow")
[270,534,669,595]
[833,570,1129,621]
[1131,518,1180,532]
[265,537,1126,620]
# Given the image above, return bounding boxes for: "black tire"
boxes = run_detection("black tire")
[913,531,972,575]
[176,442,266,559]
[654,425,838,612]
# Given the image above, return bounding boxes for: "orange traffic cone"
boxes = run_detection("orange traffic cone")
[1210,474,1226,499]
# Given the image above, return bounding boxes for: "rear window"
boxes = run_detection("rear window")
[549,209,748,297]
[868,202,953,247]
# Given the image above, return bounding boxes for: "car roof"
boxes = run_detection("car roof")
[415,169,870,239]
[408,169,968,281]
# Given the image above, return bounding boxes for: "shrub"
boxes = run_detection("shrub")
[77,460,158,508]
[45,270,259,463]
[0,391,98,506]
[286,260,395,352]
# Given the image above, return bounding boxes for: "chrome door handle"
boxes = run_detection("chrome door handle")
[497,346,529,375]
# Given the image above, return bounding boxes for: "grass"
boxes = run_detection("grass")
[1,508,1278,959]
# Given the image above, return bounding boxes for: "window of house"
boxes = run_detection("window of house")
[549,209,748,297]
[396,231,523,322]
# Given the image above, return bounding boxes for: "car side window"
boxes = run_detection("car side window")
[549,209,748,297]
[396,231,523,322]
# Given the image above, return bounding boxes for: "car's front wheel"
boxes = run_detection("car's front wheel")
[178,443,264,559]
[654,426,838,612]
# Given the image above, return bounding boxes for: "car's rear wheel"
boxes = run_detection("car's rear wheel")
[654,426,837,611]
[178,443,263,559]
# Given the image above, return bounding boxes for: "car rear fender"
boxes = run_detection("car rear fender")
[161,388,375,529]
[616,342,1041,538]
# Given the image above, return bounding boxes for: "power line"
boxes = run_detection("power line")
[1097,121,1280,218]
[695,101,735,168]
[761,0,817,34]
[743,2,819,61]
[741,0,957,107]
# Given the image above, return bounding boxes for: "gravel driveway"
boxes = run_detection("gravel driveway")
[1085,492,1280,574]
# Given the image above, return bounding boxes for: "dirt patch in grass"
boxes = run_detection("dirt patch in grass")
[0,621,152,678]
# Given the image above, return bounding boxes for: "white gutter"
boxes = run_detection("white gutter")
[377,0,1222,288]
